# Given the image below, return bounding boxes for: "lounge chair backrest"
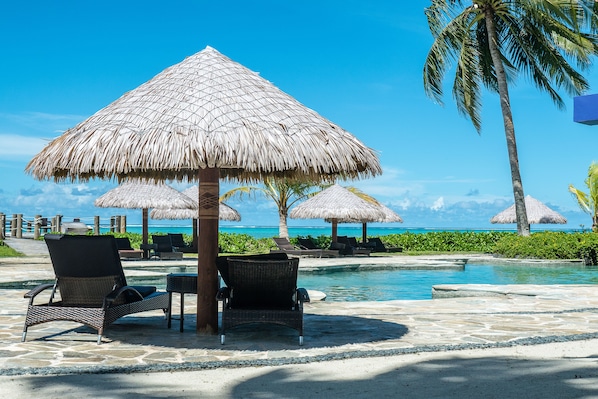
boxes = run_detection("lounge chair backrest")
[44,235,128,306]
[216,253,288,287]
[115,237,134,251]
[273,237,296,251]
[45,234,125,279]
[226,258,299,309]
[152,235,174,252]
[168,233,187,248]
[297,238,318,249]
[368,237,386,251]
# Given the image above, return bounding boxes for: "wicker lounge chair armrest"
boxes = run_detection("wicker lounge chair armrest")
[24,283,55,299]
[297,288,310,303]
[216,287,231,301]
[103,286,143,308]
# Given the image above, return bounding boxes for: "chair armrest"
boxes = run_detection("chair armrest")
[297,288,310,303]
[103,286,143,308]
[24,283,55,299]
[216,287,231,301]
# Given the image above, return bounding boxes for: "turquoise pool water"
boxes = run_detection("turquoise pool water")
[297,264,598,301]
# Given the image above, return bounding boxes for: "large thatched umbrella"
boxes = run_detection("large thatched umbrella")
[290,184,385,242]
[94,181,196,258]
[26,46,381,334]
[337,202,403,243]
[490,195,567,225]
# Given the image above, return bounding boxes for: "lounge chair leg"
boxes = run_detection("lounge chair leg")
[299,335,304,346]
[220,334,225,345]
[97,334,102,345]
[21,329,27,342]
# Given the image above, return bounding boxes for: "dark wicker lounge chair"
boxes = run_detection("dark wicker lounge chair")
[115,237,143,260]
[367,237,402,253]
[168,233,196,253]
[297,237,340,257]
[216,255,310,345]
[271,237,324,258]
[151,235,183,260]
[336,236,371,256]
[22,234,170,344]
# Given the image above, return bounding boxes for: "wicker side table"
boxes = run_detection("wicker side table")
[166,273,198,332]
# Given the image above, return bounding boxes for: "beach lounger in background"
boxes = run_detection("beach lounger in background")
[168,233,196,253]
[151,235,184,260]
[271,237,324,258]
[337,236,371,256]
[22,234,170,344]
[297,237,340,257]
[115,237,143,260]
[368,237,402,253]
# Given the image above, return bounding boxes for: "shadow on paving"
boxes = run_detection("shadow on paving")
[25,314,408,350]
[13,355,598,398]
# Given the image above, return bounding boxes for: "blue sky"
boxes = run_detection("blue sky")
[1,0,598,231]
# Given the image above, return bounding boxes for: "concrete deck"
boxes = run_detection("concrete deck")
[0,237,596,376]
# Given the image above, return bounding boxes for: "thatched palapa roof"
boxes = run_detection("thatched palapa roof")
[490,195,567,224]
[94,181,196,209]
[290,184,386,222]
[149,203,240,221]
[26,46,381,183]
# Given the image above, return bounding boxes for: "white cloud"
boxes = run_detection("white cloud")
[0,134,49,157]
[431,197,444,211]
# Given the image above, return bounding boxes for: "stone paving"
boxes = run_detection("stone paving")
[1,237,597,376]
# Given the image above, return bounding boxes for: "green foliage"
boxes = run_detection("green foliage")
[493,232,598,264]
[218,232,273,254]
[383,231,512,253]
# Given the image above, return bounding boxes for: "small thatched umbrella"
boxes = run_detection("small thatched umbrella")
[490,195,567,225]
[26,46,381,334]
[150,202,240,221]
[290,184,386,242]
[95,181,196,258]
[337,202,403,243]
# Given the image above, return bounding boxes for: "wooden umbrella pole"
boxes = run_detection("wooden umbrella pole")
[142,208,149,259]
[196,167,220,334]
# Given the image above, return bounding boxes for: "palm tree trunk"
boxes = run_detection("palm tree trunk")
[278,209,289,239]
[484,9,530,236]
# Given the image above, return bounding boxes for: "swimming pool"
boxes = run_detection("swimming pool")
[297,263,598,301]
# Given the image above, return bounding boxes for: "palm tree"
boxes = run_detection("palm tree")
[424,0,598,236]
[569,162,598,231]
[220,178,318,239]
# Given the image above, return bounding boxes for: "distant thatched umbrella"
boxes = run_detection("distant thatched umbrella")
[491,195,567,225]
[95,181,196,258]
[290,184,386,242]
[150,202,240,221]
[337,202,403,243]
[26,46,381,334]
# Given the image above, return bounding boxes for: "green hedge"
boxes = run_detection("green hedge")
[51,230,598,264]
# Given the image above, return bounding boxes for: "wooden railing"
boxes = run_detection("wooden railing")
[0,213,128,240]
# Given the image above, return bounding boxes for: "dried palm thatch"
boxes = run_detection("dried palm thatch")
[337,203,403,223]
[291,184,386,221]
[290,184,386,241]
[490,195,567,224]
[150,202,241,222]
[26,46,381,183]
[94,181,196,209]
